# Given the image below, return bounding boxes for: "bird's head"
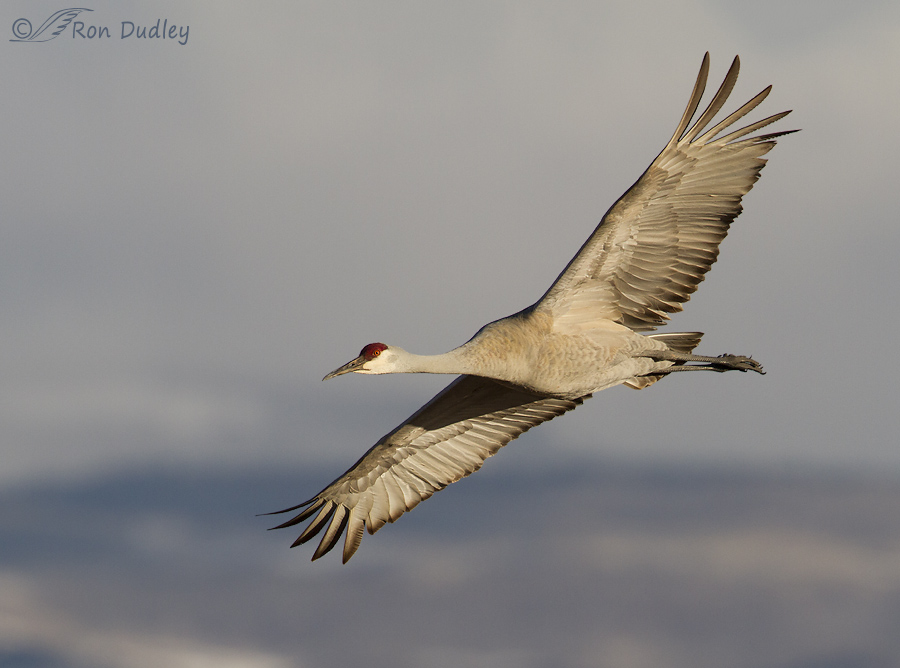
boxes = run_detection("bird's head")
[323,342,399,380]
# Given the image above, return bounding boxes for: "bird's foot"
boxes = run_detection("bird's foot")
[645,351,765,375]
[713,354,765,374]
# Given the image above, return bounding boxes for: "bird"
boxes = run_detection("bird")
[267,53,796,563]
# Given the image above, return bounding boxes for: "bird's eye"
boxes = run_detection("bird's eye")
[361,342,388,360]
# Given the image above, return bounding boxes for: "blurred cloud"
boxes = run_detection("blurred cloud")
[3,465,900,668]
[0,571,296,668]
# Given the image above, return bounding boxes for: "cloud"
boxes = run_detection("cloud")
[0,571,298,668]
[4,465,900,668]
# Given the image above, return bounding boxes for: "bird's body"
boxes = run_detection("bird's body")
[381,311,674,399]
[269,54,796,562]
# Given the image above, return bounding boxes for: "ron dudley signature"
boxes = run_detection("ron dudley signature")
[11,9,190,45]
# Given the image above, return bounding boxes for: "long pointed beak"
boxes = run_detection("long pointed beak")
[322,355,366,381]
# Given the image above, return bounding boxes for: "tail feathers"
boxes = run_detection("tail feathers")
[624,332,703,390]
[646,331,703,354]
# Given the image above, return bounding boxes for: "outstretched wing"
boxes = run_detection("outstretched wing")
[535,53,796,333]
[267,375,586,562]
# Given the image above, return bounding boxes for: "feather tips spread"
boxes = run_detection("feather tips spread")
[268,376,585,562]
[536,52,796,332]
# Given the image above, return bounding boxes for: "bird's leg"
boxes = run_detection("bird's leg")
[642,351,765,375]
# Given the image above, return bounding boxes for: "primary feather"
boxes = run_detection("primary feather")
[537,54,794,333]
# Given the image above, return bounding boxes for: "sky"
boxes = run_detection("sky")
[2,1,899,485]
[3,3,900,668]
[4,465,900,668]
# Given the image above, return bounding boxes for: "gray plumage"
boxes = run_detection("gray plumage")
[267,53,796,563]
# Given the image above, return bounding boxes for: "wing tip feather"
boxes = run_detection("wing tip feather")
[258,496,317,518]
[266,497,324,530]
[311,506,349,561]
[668,52,711,147]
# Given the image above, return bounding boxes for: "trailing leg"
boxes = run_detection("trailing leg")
[644,350,765,375]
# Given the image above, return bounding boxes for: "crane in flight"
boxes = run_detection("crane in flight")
[268,53,795,562]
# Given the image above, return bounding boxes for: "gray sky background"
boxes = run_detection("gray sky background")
[2,0,899,490]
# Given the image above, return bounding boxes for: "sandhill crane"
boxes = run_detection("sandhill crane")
[268,53,795,562]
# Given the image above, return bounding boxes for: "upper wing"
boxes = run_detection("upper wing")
[267,375,586,562]
[535,53,796,332]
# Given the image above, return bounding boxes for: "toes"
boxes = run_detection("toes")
[716,354,765,374]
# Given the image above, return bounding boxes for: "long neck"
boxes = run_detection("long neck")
[395,346,476,375]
